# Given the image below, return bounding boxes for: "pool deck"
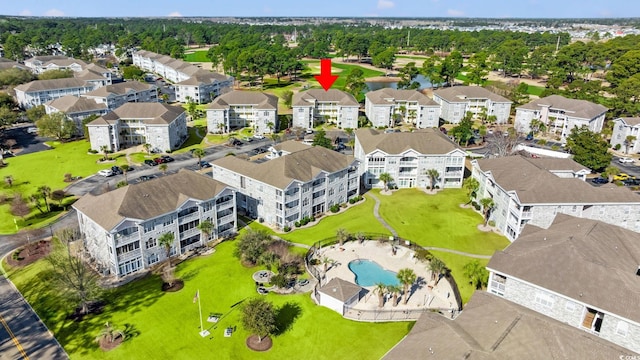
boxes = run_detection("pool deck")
[313,241,457,312]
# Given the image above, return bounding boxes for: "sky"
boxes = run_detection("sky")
[2,0,639,19]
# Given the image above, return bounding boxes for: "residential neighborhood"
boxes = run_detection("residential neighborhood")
[1,7,640,360]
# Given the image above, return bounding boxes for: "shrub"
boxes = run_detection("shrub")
[309,258,320,266]
[614,144,621,150]
[414,248,433,262]
[89,149,98,154]
[488,220,496,227]
[283,226,291,232]
[310,215,315,222]
[270,273,288,288]
[330,204,340,213]
[434,185,440,189]
[349,198,355,204]
[165,150,172,154]
[294,221,301,228]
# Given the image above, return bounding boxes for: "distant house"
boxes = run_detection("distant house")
[317,278,363,315]
[354,128,466,189]
[211,146,360,229]
[206,91,278,135]
[383,291,636,359]
[364,88,440,128]
[471,155,640,241]
[44,96,108,133]
[0,57,27,70]
[487,215,640,354]
[23,55,88,74]
[73,170,237,277]
[610,117,640,154]
[87,103,187,153]
[433,86,512,124]
[515,95,608,142]
[292,89,359,130]
[81,81,158,110]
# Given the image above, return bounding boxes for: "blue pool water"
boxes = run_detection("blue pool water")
[348,260,400,287]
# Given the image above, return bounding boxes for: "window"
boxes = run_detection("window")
[534,292,554,310]
[616,321,629,337]
[489,273,506,296]
[565,301,576,312]
[163,216,174,226]
[116,241,140,256]
[145,238,157,249]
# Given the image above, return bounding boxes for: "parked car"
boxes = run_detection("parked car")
[98,169,114,177]
[613,173,634,181]
[27,127,38,134]
[623,178,640,186]
[525,133,534,141]
[257,287,268,295]
[137,175,157,183]
[144,159,157,166]
[590,177,608,184]
[161,155,174,163]
[253,134,265,140]
[198,161,211,168]
[111,166,123,175]
[618,157,635,164]
[153,157,164,164]
[297,278,309,287]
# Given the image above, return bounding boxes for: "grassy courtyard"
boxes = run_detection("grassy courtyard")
[3,240,409,360]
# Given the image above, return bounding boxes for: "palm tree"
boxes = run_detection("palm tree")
[192,148,205,169]
[321,256,334,273]
[624,135,637,154]
[196,219,215,243]
[387,285,402,307]
[479,197,495,226]
[463,177,480,204]
[142,143,152,155]
[217,123,225,135]
[100,145,109,161]
[428,257,446,282]
[397,268,417,305]
[378,172,393,192]
[374,283,387,308]
[604,165,619,183]
[269,133,280,144]
[159,163,168,175]
[38,185,52,212]
[336,228,349,246]
[266,121,274,133]
[158,232,175,267]
[95,322,125,344]
[120,164,131,183]
[425,169,440,190]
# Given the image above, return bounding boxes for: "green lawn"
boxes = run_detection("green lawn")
[526,85,545,96]
[376,189,510,255]
[183,51,210,62]
[4,241,409,360]
[429,251,488,304]
[302,60,384,90]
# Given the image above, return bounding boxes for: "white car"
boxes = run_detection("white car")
[98,169,114,177]
[253,134,265,140]
[619,157,635,164]
[27,127,38,134]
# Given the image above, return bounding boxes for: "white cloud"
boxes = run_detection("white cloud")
[167,11,182,17]
[447,9,465,17]
[44,8,64,17]
[19,9,32,16]
[377,0,395,10]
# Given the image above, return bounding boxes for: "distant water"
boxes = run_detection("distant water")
[365,74,434,92]
[348,259,400,287]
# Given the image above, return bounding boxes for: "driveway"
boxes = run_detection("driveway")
[2,124,53,156]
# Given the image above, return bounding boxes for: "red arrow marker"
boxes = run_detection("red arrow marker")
[314,58,338,91]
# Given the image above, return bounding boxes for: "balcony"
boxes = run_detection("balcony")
[114,233,140,246]
[285,207,299,217]
[178,227,200,239]
[445,171,463,178]
[399,161,417,166]
[521,211,532,218]
[178,212,200,225]
[216,202,234,212]
[117,250,142,262]
[217,214,235,225]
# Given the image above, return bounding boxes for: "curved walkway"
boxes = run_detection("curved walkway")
[367,193,492,259]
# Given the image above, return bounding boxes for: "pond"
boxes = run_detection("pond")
[365,74,435,91]
[348,259,399,287]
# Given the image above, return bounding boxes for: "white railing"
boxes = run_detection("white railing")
[117,249,142,262]
[216,202,234,211]
[178,212,200,225]
[115,233,140,246]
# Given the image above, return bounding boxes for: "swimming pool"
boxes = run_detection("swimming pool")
[348,259,399,287]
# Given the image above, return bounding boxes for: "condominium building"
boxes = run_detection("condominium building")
[211,146,360,229]
[610,117,640,154]
[132,50,233,103]
[23,55,87,74]
[292,89,359,129]
[44,95,108,132]
[354,128,466,189]
[206,90,278,135]
[471,155,640,241]
[364,88,440,128]
[14,78,97,109]
[0,57,27,70]
[73,170,237,277]
[87,102,187,153]
[515,95,607,142]
[81,81,158,110]
[433,86,512,124]
[487,214,640,354]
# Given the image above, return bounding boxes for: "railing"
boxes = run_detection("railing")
[178,212,200,225]
[114,233,140,246]
[521,211,532,218]
[178,227,199,239]
[445,171,463,177]
[343,306,430,322]
[285,207,299,217]
[117,250,142,262]
[216,202,234,212]
[216,214,235,225]
[398,161,417,166]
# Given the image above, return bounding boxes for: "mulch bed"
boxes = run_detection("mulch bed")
[67,301,105,322]
[162,279,184,292]
[246,335,272,352]
[98,336,124,351]
[5,240,52,267]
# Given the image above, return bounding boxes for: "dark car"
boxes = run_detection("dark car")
[590,177,608,184]
[623,178,640,186]
[161,155,174,163]
[525,133,534,141]
[137,175,157,183]
[111,166,123,175]
[199,161,211,168]
[144,159,157,166]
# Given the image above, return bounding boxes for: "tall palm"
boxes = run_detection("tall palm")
[143,143,152,155]
[397,268,417,305]
[192,148,205,169]
[100,145,109,161]
[625,135,637,154]
[120,164,131,183]
[158,232,175,267]
[428,258,446,282]
[336,228,349,246]
[378,172,393,192]
[38,185,52,212]
[321,256,333,273]
[387,285,402,307]
[463,177,479,204]
[266,121,274,133]
[374,283,387,308]
[159,163,168,175]
[425,169,440,190]
[196,219,214,243]
[479,197,495,226]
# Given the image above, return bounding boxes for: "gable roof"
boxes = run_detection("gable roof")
[293,89,359,107]
[434,86,511,103]
[355,128,462,155]
[517,95,608,120]
[318,278,363,302]
[14,78,89,92]
[616,117,640,127]
[207,90,278,110]
[45,96,107,113]
[365,88,438,106]
[73,170,230,230]
[88,103,184,126]
[272,140,310,154]
[488,214,640,324]
[474,155,640,204]
[213,146,356,189]
[82,81,155,97]
[384,291,636,359]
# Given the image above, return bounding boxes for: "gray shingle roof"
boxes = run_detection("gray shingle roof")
[318,278,363,302]
[176,70,230,86]
[365,88,438,106]
[293,89,359,107]
[617,117,640,127]
[207,90,278,110]
[384,291,636,359]
[272,140,311,154]
[517,95,608,120]
[88,103,184,126]
[45,96,107,113]
[213,146,356,189]
[475,155,640,204]
[14,78,89,92]
[355,128,461,155]
[73,170,230,230]
[434,86,511,103]
[488,214,640,324]
[82,81,154,97]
